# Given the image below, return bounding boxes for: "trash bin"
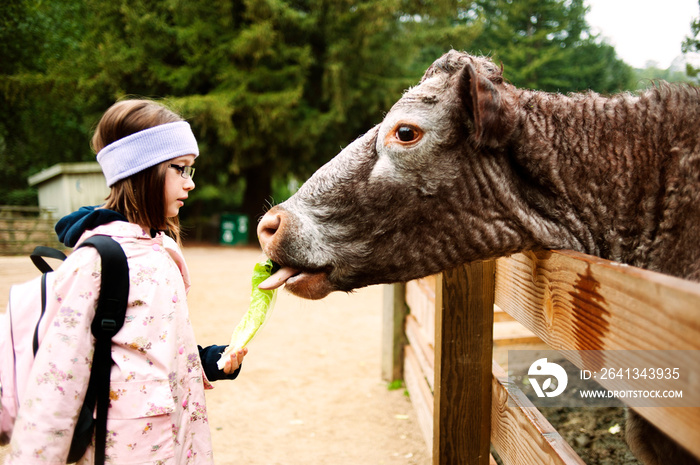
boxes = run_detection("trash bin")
[219,213,249,246]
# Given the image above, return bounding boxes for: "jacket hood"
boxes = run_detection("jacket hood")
[55,205,127,247]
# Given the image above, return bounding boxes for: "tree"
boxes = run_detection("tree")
[164,0,431,235]
[9,0,635,242]
[465,0,633,93]
[682,0,700,78]
[2,0,431,241]
[0,0,87,205]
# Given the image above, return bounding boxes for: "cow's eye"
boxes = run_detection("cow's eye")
[395,125,422,144]
[384,123,423,147]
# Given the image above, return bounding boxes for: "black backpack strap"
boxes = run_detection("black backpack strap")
[79,235,129,339]
[66,235,129,465]
[32,273,49,356]
[31,247,67,355]
[30,246,67,273]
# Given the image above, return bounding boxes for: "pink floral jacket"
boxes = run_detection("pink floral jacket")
[7,222,215,465]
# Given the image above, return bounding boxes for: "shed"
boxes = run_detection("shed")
[28,162,109,219]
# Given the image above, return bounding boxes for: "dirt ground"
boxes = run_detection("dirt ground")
[0,245,430,465]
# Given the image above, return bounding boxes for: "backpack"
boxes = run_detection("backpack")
[0,235,129,464]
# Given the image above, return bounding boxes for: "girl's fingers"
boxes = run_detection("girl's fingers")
[224,356,236,372]
[223,348,247,374]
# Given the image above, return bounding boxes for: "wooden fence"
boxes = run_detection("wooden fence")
[382,250,700,465]
[0,206,63,255]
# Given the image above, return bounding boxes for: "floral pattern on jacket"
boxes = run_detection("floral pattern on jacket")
[7,222,215,465]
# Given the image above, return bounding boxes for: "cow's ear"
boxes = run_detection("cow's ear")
[459,62,503,145]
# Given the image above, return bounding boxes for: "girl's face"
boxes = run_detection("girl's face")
[164,154,196,218]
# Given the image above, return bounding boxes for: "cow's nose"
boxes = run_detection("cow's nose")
[257,210,281,248]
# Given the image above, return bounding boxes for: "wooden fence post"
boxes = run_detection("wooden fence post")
[433,260,495,465]
[382,283,407,382]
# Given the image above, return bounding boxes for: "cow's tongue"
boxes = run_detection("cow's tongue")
[258,266,300,290]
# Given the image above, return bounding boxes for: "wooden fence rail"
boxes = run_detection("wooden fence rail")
[383,250,700,465]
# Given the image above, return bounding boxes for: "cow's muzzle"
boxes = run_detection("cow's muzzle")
[257,207,335,299]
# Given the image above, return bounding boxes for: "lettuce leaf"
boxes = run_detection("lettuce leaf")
[216,259,278,369]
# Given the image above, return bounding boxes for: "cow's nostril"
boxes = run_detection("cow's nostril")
[257,211,282,246]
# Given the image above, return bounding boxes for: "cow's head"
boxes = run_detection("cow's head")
[257,51,549,299]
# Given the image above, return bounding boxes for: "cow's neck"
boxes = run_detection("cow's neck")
[507,87,698,268]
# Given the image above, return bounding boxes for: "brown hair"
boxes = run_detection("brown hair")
[93,99,185,244]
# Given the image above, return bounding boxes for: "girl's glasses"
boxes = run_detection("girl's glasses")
[169,164,195,180]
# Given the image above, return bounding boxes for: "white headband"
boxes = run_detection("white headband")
[96,121,199,187]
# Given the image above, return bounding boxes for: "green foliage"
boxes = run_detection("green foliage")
[3,188,38,206]
[682,0,700,78]
[387,379,409,397]
[387,379,405,391]
[467,0,633,93]
[41,0,433,233]
[4,0,683,230]
[0,0,89,205]
[632,65,696,90]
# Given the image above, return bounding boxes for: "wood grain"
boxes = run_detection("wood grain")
[405,344,434,451]
[405,314,435,391]
[494,250,700,352]
[433,260,495,465]
[491,361,585,465]
[494,250,700,459]
[406,277,436,347]
[382,283,407,382]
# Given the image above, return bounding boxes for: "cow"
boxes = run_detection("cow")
[257,50,700,465]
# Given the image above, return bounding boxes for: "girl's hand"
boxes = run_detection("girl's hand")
[223,347,248,374]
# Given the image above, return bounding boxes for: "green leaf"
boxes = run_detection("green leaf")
[217,259,278,369]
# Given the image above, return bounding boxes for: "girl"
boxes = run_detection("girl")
[7,99,246,464]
